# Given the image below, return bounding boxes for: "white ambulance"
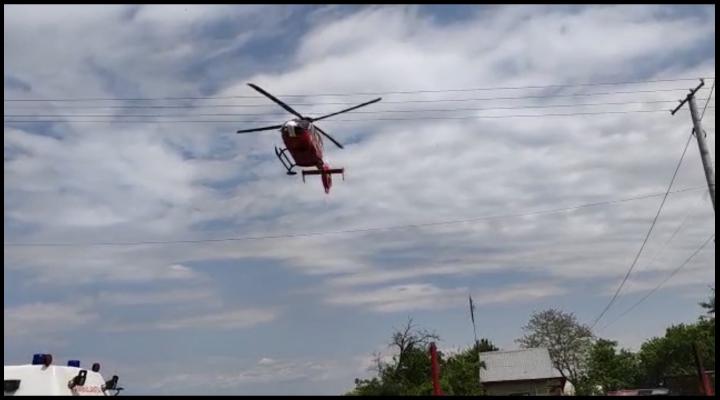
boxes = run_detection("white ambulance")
[4,354,123,396]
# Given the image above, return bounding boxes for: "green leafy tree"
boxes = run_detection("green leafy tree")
[441,345,489,395]
[636,288,715,386]
[348,319,495,396]
[348,318,439,396]
[637,319,715,386]
[516,308,594,387]
[582,339,641,394]
[700,286,715,316]
[476,338,499,352]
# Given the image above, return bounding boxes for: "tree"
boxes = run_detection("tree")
[348,319,494,396]
[476,338,499,352]
[390,318,439,377]
[349,345,433,396]
[583,339,641,394]
[441,345,486,395]
[637,319,715,386]
[440,338,498,395]
[631,288,716,389]
[516,308,594,386]
[700,286,715,316]
[348,318,439,396]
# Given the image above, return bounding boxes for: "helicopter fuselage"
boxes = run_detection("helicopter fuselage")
[281,119,324,168]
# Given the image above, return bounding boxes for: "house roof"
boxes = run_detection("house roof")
[479,348,563,383]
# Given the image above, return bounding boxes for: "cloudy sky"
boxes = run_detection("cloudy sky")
[3,4,716,395]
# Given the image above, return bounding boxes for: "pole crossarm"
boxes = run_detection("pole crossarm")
[671,79,705,115]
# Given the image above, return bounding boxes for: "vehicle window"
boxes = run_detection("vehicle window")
[4,380,21,393]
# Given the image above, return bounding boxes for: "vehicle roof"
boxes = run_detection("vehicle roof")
[4,365,107,396]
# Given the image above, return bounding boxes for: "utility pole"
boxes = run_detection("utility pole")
[671,79,716,213]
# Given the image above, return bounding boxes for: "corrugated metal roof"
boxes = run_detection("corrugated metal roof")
[479,348,563,383]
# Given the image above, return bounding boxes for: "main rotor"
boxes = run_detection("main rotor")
[236,83,382,149]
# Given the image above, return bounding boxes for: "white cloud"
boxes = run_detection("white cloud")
[257,357,276,365]
[103,307,278,332]
[325,281,566,313]
[131,5,252,26]
[165,264,200,280]
[325,283,466,312]
[4,4,130,26]
[5,5,715,293]
[327,264,476,287]
[98,286,218,306]
[606,261,715,296]
[146,356,346,391]
[4,302,97,337]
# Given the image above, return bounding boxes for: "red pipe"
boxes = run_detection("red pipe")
[692,342,713,396]
[702,372,714,396]
[429,342,443,396]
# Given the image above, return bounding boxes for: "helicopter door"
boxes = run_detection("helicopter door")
[312,126,324,153]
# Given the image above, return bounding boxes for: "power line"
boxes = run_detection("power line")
[598,232,715,332]
[259,77,714,97]
[588,129,707,331]
[589,87,716,330]
[5,99,708,119]
[3,77,714,102]
[3,186,704,248]
[632,188,704,277]
[5,107,714,124]
[700,80,715,119]
[3,86,712,103]
[597,188,706,329]
[5,97,711,111]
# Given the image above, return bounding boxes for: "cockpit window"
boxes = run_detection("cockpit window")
[284,120,309,137]
[283,123,295,136]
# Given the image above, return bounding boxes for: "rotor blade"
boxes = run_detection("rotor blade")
[315,125,344,149]
[311,97,382,122]
[247,83,305,119]
[236,124,283,134]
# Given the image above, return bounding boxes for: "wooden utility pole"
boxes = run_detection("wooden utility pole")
[671,79,715,213]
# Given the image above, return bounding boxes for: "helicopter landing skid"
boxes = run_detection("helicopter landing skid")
[274,146,297,175]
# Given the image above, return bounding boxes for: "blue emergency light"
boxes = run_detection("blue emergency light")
[32,353,43,365]
[32,353,52,366]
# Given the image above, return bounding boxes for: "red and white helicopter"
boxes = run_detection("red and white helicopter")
[236,83,381,194]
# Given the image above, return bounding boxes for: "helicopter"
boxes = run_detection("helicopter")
[236,83,381,194]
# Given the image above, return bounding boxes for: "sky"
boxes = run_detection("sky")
[3,4,716,395]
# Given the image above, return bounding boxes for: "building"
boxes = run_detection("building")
[479,348,566,396]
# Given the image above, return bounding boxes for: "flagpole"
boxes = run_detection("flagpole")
[469,294,482,393]
[469,294,479,344]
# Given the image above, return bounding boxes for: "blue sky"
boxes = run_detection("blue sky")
[3,5,716,395]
